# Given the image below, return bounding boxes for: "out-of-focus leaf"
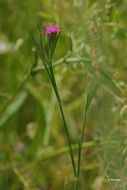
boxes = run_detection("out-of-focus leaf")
[0,91,28,126]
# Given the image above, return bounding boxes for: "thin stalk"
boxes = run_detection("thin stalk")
[74,179,79,190]
[75,105,87,190]
[46,59,77,176]
[77,100,87,177]
[75,84,97,189]
[57,94,77,176]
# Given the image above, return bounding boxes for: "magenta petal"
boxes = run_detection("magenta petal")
[45,27,52,34]
[45,24,62,35]
[52,24,57,29]
[51,24,57,32]
[46,27,52,32]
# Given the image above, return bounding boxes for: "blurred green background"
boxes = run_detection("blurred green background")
[0,0,127,189]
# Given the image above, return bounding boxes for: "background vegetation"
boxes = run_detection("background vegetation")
[0,0,127,189]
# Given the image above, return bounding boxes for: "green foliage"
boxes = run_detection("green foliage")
[0,0,127,189]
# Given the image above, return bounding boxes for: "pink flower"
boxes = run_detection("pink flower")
[45,27,52,34]
[45,23,62,35]
[51,24,57,32]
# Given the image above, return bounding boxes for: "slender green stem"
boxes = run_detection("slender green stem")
[75,84,97,189]
[57,95,77,176]
[46,60,77,176]
[74,178,79,190]
[77,106,87,177]
[75,93,88,190]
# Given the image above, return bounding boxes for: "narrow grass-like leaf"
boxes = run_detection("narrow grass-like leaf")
[75,84,98,189]
[34,25,77,176]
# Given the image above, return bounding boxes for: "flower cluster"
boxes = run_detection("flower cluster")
[45,23,62,35]
[34,23,62,60]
